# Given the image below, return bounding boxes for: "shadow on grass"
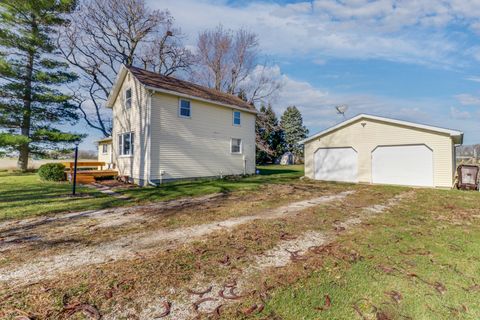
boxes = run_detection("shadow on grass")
[0,165,306,221]
[257,168,300,176]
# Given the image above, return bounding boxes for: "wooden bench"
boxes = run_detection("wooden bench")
[63,161,118,184]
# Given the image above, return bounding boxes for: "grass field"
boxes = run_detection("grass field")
[0,165,304,221]
[0,158,93,170]
[258,188,480,319]
[1,166,480,319]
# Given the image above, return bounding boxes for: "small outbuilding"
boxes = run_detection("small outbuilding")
[300,114,463,188]
[97,137,113,169]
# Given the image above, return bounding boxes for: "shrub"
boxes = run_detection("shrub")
[38,163,66,181]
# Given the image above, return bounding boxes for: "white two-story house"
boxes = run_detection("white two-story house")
[102,65,257,186]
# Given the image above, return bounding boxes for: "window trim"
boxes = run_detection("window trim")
[233,110,241,126]
[118,132,134,157]
[101,144,108,155]
[178,98,191,118]
[125,87,132,109]
[230,138,242,154]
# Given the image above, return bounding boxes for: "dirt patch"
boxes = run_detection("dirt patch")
[0,191,354,287]
[0,193,224,233]
[132,191,412,320]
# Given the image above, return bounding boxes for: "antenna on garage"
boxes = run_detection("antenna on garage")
[335,105,348,119]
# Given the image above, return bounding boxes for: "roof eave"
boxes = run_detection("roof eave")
[452,133,464,145]
[143,85,258,114]
[96,137,113,144]
[105,65,128,108]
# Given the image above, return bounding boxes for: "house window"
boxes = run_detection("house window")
[102,144,108,154]
[231,138,242,154]
[119,132,134,156]
[233,110,241,126]
[125,88,132,109]
[179,99,191,117]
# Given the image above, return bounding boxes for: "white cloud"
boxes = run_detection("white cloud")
[455,93,480,106]
[144,1,480,143]
[312,58,327,65]
[450,106,471,120]
[465,76,480,83]
[255,68,442,134]
[151,0,480,68]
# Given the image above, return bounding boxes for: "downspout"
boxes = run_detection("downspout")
[146,90,158,187]
[243,155,247,175]
[453,143,461,189]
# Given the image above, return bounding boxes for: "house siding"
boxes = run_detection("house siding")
[97,142,112,166]
[111,71,150,184]
[149,92,256,181]
[110,70,256,185]
[304,118,455,188]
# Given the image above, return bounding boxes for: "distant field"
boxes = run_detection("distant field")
[0,158,92,170]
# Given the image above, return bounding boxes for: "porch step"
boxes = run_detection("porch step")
[75,175,96,184]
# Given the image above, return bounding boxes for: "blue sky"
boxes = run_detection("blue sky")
[81,0,480,149]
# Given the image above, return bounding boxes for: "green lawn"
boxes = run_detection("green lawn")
[0,165,304,221]
[260,188,480,319]
[2,166,480,319]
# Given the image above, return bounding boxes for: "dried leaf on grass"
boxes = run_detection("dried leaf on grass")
[286,249,308,262]
[376,310,392,320]
[154,301,171,318]
[241,303,264,315]
[384,290,402,304]
[64,303,101,319]
[315,294,331,311]
[187,286,213,297]
[407,273,447,295]
[218,254,230,265]
[376,265,397,274]
[218,287,244,300]
[464,284,480,292]
[193,297,216,312]
[433,282,447,295]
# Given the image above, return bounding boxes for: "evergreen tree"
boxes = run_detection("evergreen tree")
[0,0,84,171]
[255,104,285,164]
[280,106,308,161]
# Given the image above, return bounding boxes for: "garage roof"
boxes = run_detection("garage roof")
[300,114,464,145]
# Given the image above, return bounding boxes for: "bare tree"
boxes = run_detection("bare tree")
[59,0,191,136]
[139,23,194,76]
[194,25,280,104]
[196,25,232,91]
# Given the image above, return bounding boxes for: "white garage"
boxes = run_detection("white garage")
[301,114,464,188]
[371,145,433,187]
[314,147,358,182]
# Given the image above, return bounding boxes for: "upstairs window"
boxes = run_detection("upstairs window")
[231,138,242,154]
[179,99,191,117]
[125,88,132,109]
[102,144,108,154]
[119,132,134,156]
[233,110,241,126]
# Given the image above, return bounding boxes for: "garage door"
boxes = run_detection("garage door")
[372,145,433,187]
[314,147,358,182]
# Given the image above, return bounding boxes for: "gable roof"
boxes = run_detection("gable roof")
[299,114,464,145]
[106,65,256,113]
[96,137,112,144]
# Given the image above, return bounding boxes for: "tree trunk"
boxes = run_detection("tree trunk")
[17,18,36,172]
[17,143,29,171]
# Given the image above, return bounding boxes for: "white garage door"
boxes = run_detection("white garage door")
[314,147,358,182]
[372,145,433,187]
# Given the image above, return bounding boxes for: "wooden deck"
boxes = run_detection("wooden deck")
[64,162,118,184]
